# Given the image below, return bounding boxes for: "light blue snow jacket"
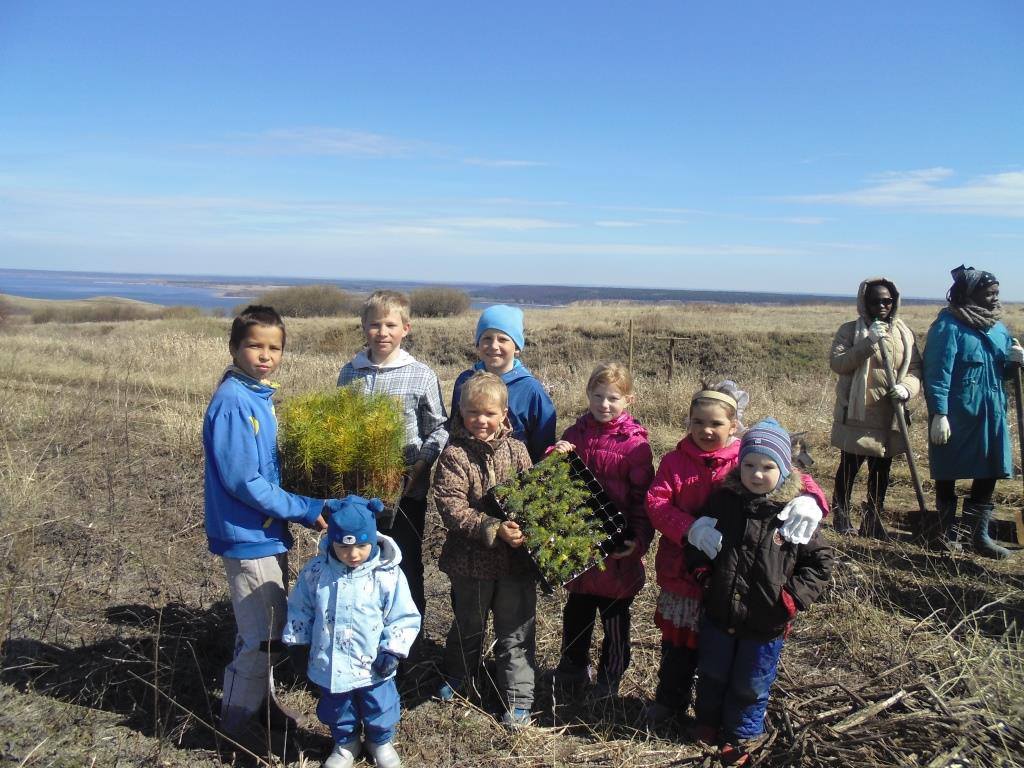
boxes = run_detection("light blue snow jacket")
[924,309,1014,481]
[282,534,422,694]
[203,370,324,559]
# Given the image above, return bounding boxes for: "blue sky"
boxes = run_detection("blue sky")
[1,2,1022,298]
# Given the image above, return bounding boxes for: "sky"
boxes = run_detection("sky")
[0,2,1022,299]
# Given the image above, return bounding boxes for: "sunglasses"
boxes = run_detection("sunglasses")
[868,298,894,306]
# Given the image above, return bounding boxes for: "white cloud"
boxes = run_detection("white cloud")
[421,217,570,231]
[793,168,1024,218]
[206,128,425,157]
[594,220,644,228]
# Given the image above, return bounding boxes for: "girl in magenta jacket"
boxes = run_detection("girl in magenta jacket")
[549,363,655,697]
[645,382,829,726]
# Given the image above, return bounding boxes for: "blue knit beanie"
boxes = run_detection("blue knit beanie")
[740,418,792,487]
[326,495,384,562]
[475,305,525,350]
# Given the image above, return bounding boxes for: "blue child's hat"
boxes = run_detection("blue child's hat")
[740,418,793,489]
[475,305,525,350]
[326,495,385,563]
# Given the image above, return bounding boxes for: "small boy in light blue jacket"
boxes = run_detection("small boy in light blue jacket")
[284,496,421,768]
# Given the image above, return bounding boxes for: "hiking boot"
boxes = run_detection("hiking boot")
[501,707,532,729]
[831,503,855,536]
[963,500,1010,560]
[365,740,401,768]
[591,672,620,699]
[857,501,889,540]
[323,739,362,768]
[687,722,718,746]
[644,700,676,727]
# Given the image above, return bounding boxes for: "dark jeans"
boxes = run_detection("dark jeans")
[695,618,784,742]
[655,640,698,712]
[385,495,427,617]
[560,593,634,683]
[833,450,892,509]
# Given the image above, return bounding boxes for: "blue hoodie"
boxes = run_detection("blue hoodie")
[451,360,557,462]
[203,369,324,559]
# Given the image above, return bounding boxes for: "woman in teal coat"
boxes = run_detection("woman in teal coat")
[923,265,1023,558]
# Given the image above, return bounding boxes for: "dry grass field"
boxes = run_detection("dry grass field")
[1,300,1023,767]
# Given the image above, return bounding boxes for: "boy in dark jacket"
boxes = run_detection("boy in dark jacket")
[685,419,833,764]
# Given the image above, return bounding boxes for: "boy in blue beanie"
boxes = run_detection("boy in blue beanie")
[450,304,556,461]
[684,419,833,764]
[203,305,331,745]
[284,496,421,768]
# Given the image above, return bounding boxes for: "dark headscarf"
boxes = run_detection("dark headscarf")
[946,264,1001,330]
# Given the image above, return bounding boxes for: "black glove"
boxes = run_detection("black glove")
[372,650,400,677]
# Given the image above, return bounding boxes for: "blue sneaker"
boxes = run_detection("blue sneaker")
[501,707,532,729]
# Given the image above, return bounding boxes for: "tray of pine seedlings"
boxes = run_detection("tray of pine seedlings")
[489,450,628,594]
[278,385,407,524]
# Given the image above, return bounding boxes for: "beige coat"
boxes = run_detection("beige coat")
[829,278,922,458]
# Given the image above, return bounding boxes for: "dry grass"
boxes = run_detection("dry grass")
[0,302,1022,767]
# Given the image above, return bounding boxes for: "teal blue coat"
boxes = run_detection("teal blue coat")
[923,310,1013,481]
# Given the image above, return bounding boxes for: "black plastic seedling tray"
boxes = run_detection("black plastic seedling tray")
[489,450,629,595]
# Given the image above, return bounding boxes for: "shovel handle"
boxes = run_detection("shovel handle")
[878,336,929,514]
[1013,362,1024,546]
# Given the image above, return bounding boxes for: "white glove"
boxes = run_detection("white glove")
[930,415,951,445]
[687,516,722,559]
[777,495,822,545]
[888,383,910,401]
[867,320,888,344]
[1009,338,1024,365]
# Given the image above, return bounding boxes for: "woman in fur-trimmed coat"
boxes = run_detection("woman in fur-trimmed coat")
[829,277,922,538]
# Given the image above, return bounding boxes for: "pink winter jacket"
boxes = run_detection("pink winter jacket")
[647,435,829,599]
[559,412,655,600]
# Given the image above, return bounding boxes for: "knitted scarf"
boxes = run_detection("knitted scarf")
[847,318,913,423]
[948,301,1002,332]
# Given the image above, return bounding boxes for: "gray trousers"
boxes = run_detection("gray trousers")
[220,553,288,731]
[444,574,537,710]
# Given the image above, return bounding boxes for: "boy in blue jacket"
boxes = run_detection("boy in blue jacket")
[203,305,330,741]
[450,304,557,462]
[284,496,421,768]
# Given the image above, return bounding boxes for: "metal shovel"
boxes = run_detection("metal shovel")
[877,334,931,526]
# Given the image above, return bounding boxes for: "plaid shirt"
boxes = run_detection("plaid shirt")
[338,349,449,499]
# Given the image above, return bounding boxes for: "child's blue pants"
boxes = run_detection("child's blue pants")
[317,678,400,745]
[694,618,784,741]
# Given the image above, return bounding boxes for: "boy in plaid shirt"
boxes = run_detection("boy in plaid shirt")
[338,290,448,626]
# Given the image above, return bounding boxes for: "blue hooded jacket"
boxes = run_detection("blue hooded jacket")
[451,360,557,462]
[283,534,421,694]
[203,370,324,558]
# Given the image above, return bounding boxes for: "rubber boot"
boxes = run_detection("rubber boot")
[963,500,1010,560]
[831,503,855,536]
[922,497,963,553]
[858,501,889,540]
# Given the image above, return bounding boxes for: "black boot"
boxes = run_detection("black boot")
[922,497,962,553]
[963,500,1010,560]
[831,503,855,535]
[858,501,889,540]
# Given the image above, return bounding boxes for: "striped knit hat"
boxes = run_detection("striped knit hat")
[740,418,792,487]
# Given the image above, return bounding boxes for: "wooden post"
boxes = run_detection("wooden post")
[668,338,676,382]
[628,319,634,372]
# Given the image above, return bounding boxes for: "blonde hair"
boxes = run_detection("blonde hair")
[361,290,411,325]
[586,362,634,397]
[460,371,508,412]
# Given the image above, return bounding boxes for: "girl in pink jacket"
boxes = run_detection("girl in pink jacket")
[550,363,655,698]
[646,381,829,726]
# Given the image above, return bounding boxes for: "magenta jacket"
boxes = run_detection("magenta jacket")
[558,411,655,600]
[647,435,829,600]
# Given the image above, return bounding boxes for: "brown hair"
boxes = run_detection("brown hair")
[459,371,508,412]
[361,290,411,325]
[229,305,286,351]
[586,362,634,397]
